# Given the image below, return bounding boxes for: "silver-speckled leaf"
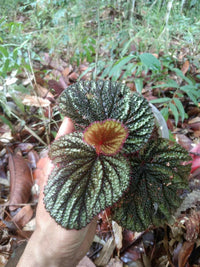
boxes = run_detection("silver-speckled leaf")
[59,80,130,129]
[59,80,155,152]
[123,93,155,152]
[112,138,191,231]
[44,132,131,229]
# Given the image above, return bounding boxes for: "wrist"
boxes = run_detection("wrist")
[17,230,58,267]
[17,228,79,267]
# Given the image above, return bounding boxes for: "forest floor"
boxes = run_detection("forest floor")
[0,51,200,267]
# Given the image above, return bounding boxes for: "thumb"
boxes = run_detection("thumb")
[55,117,74,140]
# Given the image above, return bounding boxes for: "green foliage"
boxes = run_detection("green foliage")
[59,80,155,152]
[44,80,191,231]
[150,67,200,125]
[112,137,191,231]
[44,132,131,229]
[70,37,96,66]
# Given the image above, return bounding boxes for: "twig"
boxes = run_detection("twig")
[94,0,100,80]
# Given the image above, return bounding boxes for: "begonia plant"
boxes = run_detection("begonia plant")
[44,80,191,231]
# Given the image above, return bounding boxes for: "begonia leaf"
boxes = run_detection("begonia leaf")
[59,80,155,152]
[44,132,131,229]
[59,80,130,129]
[83,119,128,155]
[123,93,155,152]
[112,138,191,231]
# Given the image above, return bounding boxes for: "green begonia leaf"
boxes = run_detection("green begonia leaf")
[59,80,130,129]
[44,132,131,229]
[59,80,155,152]
[112,138,191,231]
[123,93,155,152]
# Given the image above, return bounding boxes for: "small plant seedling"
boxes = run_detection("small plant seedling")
[44,80,191,231]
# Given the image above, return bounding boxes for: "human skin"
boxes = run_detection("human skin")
[17,117,97,267]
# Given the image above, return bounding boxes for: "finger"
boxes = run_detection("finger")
[55,117,74,140]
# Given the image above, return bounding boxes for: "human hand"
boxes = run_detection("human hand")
[17,117,97,267]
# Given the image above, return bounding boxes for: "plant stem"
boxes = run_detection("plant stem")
[94,0,100,80]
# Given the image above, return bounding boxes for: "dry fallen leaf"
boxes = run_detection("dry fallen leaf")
[22,218,36,232]
[22,95,51,107]
[94,237,116,266]
[106,257,123,267]
[77,256,96,267]
[181,60,190,75]
[8,153,33,211]
[48,79,64,96]
[175,134,193,151]
[112,221,123,251]
[34,84,54,99]
[12,205,33,228]
[27,150,39,169]
[178,241,194,267]
[17,143,34,153]
[184,211,200,242]
[62,66,73,78]
[68,72,78,82]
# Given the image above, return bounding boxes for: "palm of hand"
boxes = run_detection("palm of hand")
[17,118,97,267]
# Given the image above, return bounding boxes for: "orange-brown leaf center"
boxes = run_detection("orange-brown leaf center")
[83,120,128,155]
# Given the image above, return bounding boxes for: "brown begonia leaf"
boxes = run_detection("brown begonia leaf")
[8,153,33,211]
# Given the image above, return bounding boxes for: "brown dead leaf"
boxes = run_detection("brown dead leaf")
[167,119,174,131]
[121,245,143,263]
[187,107,200,117]
[59,76,68,89]
[178,241,194,267]
[27,150,39,169]
[35,73,46,86]
[94,237,116,266]
[22,218,36,231]
[77,256,96,267]
[12,205,33,228]
[181,60,190,75]
[106,257,123,267]
[48,79,64,96]
[188,117,200,132]
[79,64,89,72]
[34,84,54,99]
[68,72,78,82]
[112,221,122,251]
[184,211,200,242]
[122,230,143,252]
[79,64,92,80]
[188,117,200,124]
[49,57,67,71]
[17,143,34,153]
[194,130,200,137]
[22,95,51,107]
[175,134,193,151]
[126,83,136,91]
[8,153,33,211]
[62,66,73,78]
